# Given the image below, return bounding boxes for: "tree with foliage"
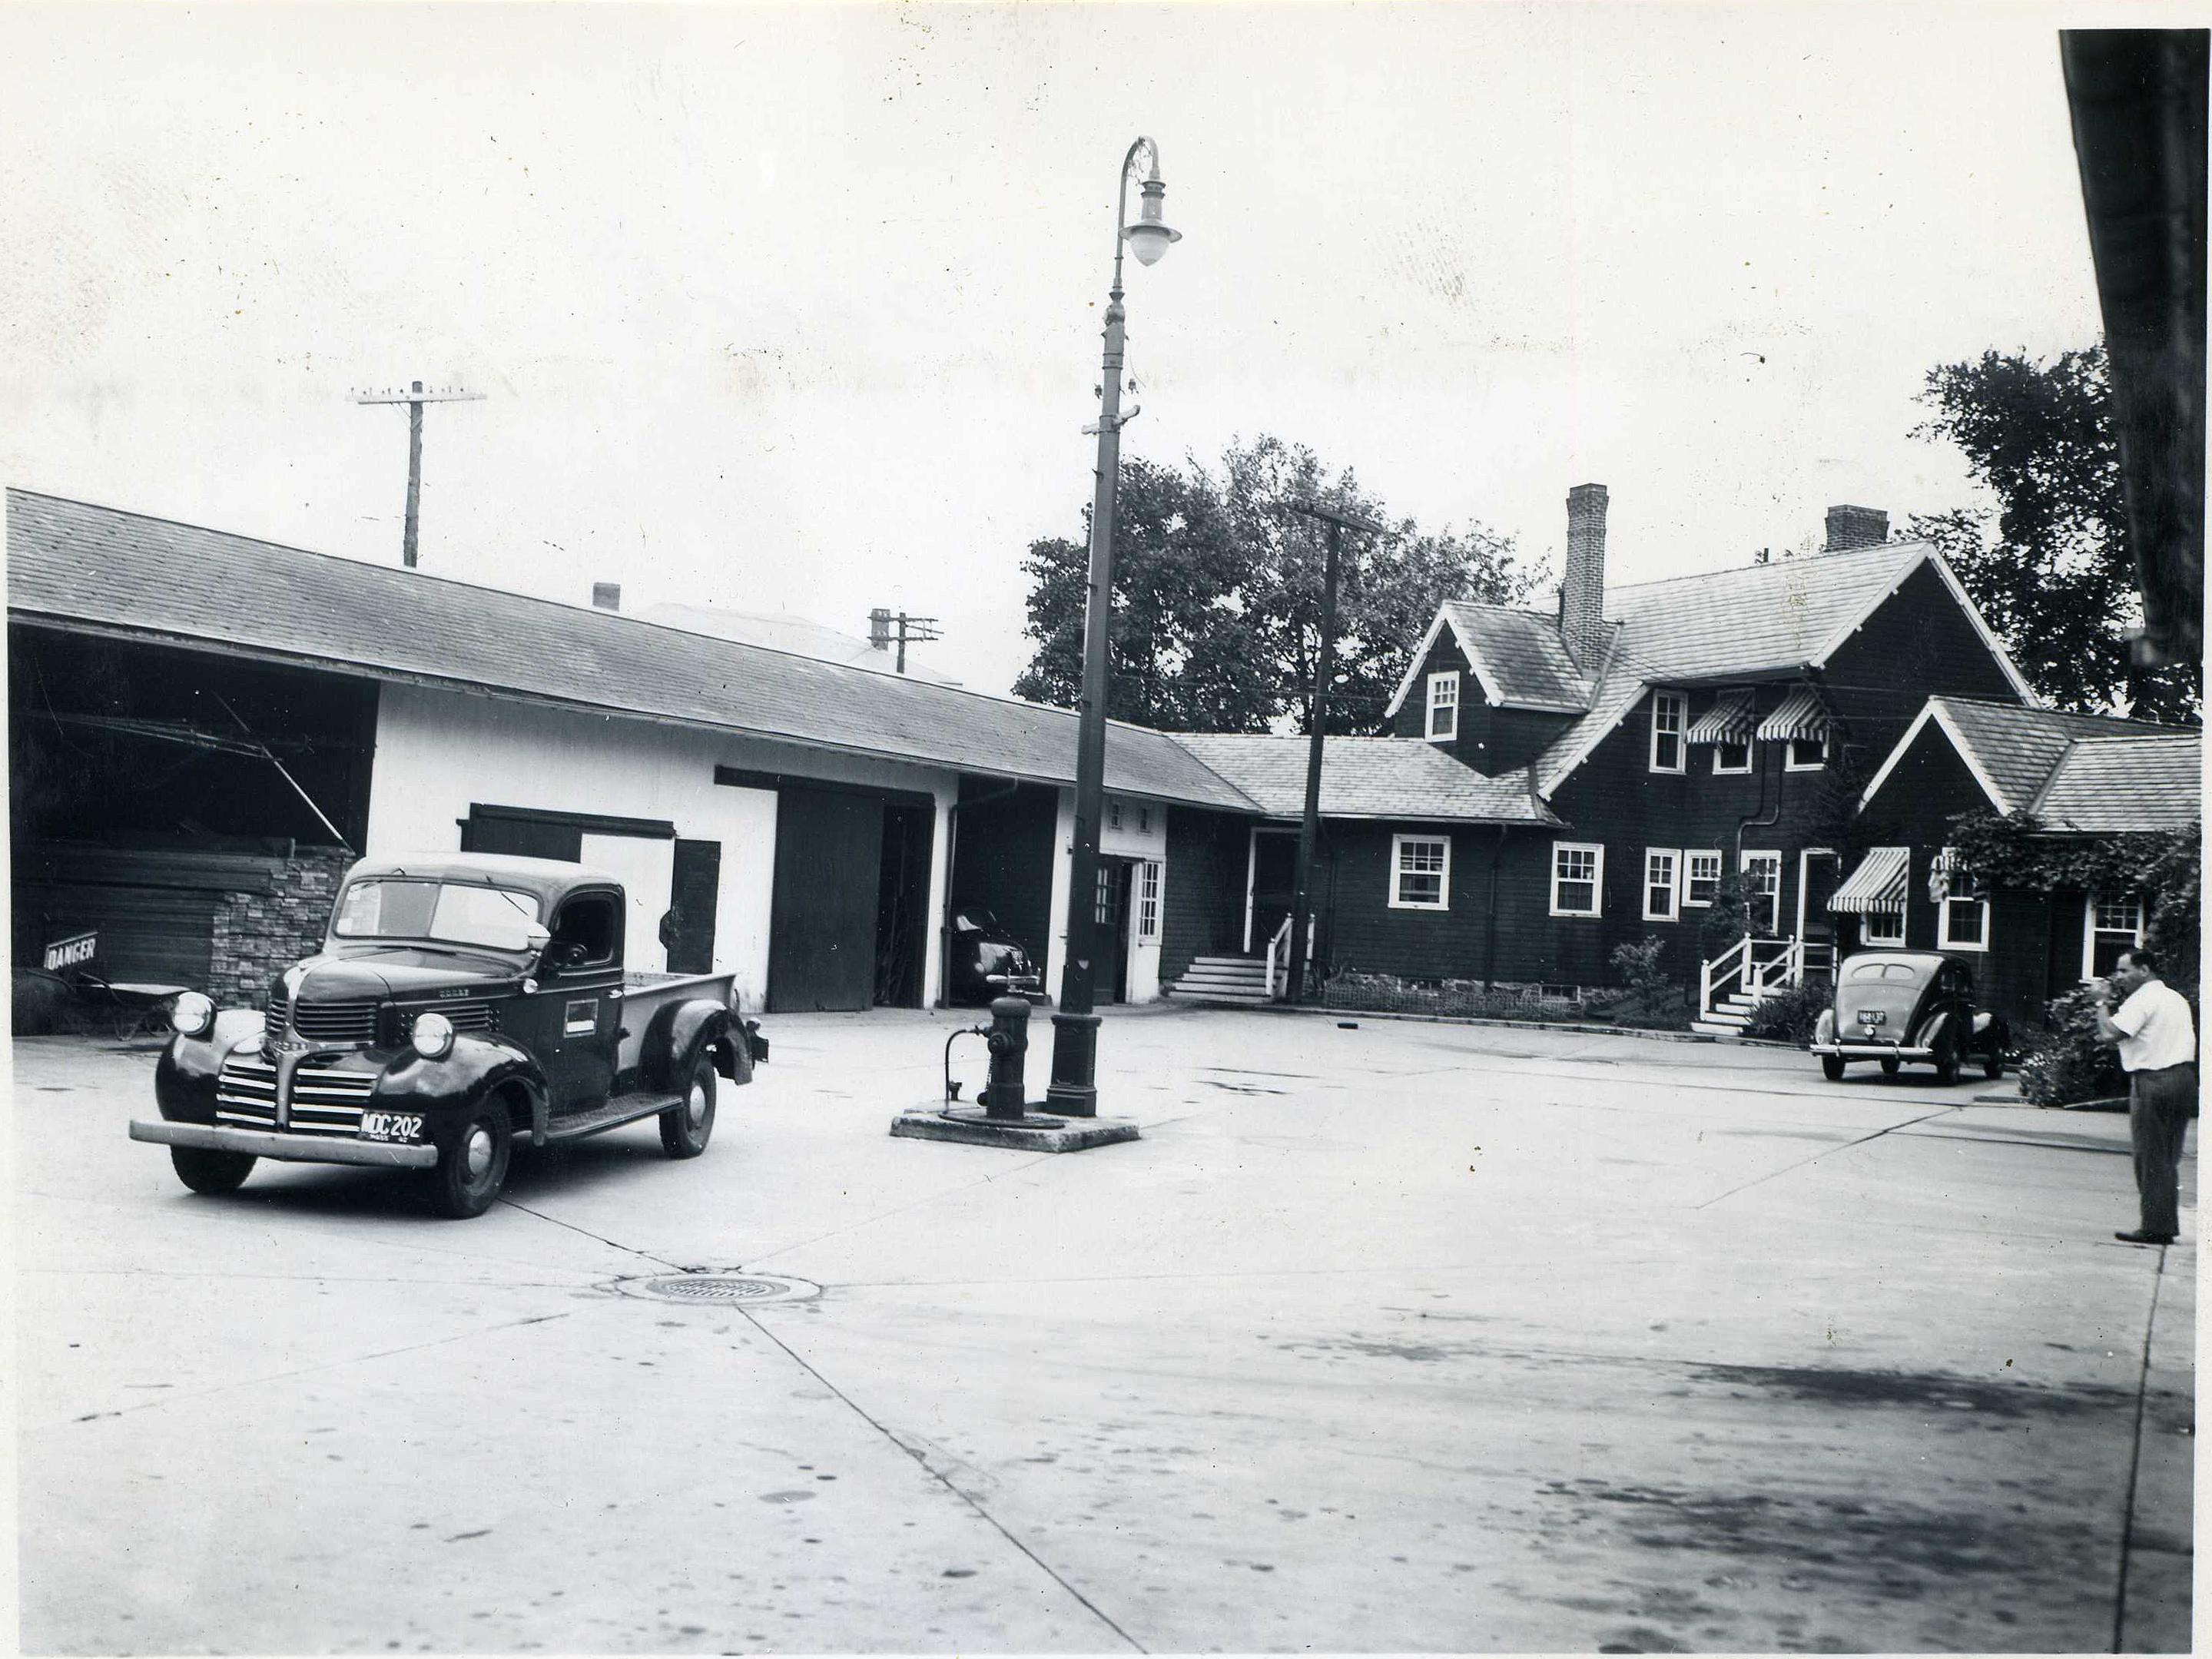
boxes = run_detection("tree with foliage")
[1012,436,1534,733]
[1910,346,2199,722]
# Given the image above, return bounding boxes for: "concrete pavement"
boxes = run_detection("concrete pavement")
[12,1006,2194,1653]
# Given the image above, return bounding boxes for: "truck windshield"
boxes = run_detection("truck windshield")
[333,880,542,951]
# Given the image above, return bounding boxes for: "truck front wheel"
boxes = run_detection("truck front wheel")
[660,1053,716,1159]
[171,1145,255,1195]
[427,1107,510,1219]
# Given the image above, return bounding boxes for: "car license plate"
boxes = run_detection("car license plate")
[360,1111,423,1143]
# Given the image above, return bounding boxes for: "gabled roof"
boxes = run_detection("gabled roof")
[5,490,1259,813]
[1169,735,1560,825]
[1381,602,1595,718]
[2029,734,2200,833]
[1858,695,2194,825]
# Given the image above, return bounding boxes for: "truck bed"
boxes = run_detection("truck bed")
[615,969,737,1076]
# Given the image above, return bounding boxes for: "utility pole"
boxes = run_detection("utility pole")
[1282,499,1386,1005]
[352,380,484,568]
[867,608,943,674]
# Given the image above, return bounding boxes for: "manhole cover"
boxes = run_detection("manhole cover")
[609,1272,821,1306]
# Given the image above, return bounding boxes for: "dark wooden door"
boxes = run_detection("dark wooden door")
[768,788,884,1012]
[1093,860,1131,1003]
[665,839,721,974]
[1249,831,1298,953]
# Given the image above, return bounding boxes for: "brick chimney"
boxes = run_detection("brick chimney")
[591,582,622,611]
[1823,505,1889,552]
[1559,483,1610,669]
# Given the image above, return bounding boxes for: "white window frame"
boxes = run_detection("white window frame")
[1550,841,1604,918]
[1390,834,1451,911]
[1425,672,1460,742]
[1683,849,1722,907]
[1108,798,1123,831]
[1712,737,1753,775]
[1649,692,1686,774]
[1739,849,1782,934]
[1935,850,1988,952]
[2081,892,2146,981]
[1784,734,1828,771]
[1864,907,1905,945]
[1136,859,1162,940]
[1643,848,1680,921]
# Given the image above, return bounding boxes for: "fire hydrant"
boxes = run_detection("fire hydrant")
[982,995,1031,1121]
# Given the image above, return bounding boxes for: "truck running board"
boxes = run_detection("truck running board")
[542,1091,684,1144]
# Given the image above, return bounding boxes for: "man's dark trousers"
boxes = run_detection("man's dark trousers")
[2129,1063,2197,1237]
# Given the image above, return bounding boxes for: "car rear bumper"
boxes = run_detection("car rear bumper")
[130,1118,440,1169]
[1810,1043,1935,1060]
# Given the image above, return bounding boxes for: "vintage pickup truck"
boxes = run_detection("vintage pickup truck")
[130,852,764,1217]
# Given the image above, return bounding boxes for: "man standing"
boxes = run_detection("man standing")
[2095,947,2197,1246]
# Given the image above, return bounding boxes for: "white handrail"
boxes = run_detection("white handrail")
[1264,913,1293,1000]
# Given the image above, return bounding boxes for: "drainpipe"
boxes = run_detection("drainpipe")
[1736,735,1785,940]
[1484,824,1508,990]
[940,778,1025,1005]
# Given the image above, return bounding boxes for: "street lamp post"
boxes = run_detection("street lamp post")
[1045,137,1181,1120]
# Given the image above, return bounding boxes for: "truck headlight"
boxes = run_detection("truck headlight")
[411,1010,456,1059]
[171,991,215,1039]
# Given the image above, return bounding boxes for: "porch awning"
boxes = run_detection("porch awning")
[1755,686,1830,743]
[1686,688,1757,745]
[1829,845,1910,916]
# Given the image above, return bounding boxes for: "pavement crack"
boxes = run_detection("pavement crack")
[2111,1247,2169,1652]
[735,1306,1147,1652]
[495,1196,689,1270]
[1695,1107,1960,1209]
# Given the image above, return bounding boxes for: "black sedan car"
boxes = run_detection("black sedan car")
[1810,950,2009,1085]
[947,908,1046,1005]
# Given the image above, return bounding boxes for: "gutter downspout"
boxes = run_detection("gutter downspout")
[1485,824,1507,990]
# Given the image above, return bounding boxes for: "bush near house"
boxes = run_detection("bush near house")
[2015,986,2128,1107]
[1607,936,1692,1030]
[1321,971,1589,1023]
[1744,979,1834,1045]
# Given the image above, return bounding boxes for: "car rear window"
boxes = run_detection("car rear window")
[1849,961,1921,981]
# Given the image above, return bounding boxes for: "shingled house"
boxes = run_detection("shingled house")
[1849,696,2200,1026]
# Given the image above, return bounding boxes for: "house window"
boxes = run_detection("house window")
[1426,672,1459,742]
[1391,834,1451,910]
[1136,860,1161,939]
[1139,806,1152,834]
[1935,851,1988,951]
[2084,893,2146,980]
[1108,799,1123,831]
[1643,849,1680,921]
[1650,692,1686,773]
[1864,907,1905,945]
[1551,842,1603,917]
[1739,851,1781,934]
[1786,735,1827,770]
[1683,850,1722,907]
[1713,738,1753,775]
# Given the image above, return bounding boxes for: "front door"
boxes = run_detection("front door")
[1799,849,1841,967]
[1094,859,1133,1004]
[1246,829,1299,954]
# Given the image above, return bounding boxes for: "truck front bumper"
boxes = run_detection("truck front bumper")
[1809,1043,1935,1060]
[130,1119,439,1169]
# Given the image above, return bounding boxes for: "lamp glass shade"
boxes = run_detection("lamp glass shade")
[1125,221,1179,267]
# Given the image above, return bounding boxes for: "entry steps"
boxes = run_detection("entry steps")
[1165,954,1274,1006]
[1690,990,1765,1038]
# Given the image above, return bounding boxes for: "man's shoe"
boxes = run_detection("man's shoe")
[2115,1229,2177,1245]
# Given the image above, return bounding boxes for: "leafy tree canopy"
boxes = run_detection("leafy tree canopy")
[1910,346,2200,722]
[1012,436,1536,734]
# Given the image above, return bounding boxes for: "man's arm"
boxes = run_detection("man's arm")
[2094,983,2139,1044]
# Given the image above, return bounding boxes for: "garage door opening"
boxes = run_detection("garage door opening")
[763,783,937,1013]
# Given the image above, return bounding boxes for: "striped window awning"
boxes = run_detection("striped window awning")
[1686,688,1757,745]
[1755,686,1830,743]
[1830,845,1910,916]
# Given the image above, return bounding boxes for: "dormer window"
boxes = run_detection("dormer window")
[1426,672,1459,742]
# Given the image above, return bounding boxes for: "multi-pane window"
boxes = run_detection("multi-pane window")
[1139,806,1152,834]
[1094,863,1121,927]
[1643,849,1680,921]
[1650,692,1686,773]
[1391,834,1451,910]
[1108,798,1123,831]
[1739,851,1781,933]
[1865,907,1905,944]
[1936,850,1988,951]
[1683,850,1722,907]
[1136,860,1161,940]
[1426,672,1460,742]
[1786,735,1828,770]
[1713,738,1752,774]
[2084,893,2146,979]
[1551,842,1603,917]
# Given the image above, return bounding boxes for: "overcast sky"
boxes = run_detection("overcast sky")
[1,2,2174,698]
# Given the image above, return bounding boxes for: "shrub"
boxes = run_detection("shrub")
[1608,935,1690,1029]
[1744,979,1834,1045]
[1697,871,1759,957]
[2015,985,2127,1107]
[12,969,71,1034]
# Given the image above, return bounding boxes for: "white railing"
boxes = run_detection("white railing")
[1700,936,1839,1014]
[1700,934,1753,1014]
[1262,914,1316,1000]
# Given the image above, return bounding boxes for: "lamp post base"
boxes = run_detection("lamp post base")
[1044,1010,1102,1117]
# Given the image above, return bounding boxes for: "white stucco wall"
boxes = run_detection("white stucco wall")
[1040,788,1169,1005]
[366,684,956,1013]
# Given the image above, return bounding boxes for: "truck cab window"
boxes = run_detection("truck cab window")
[549,894,619,967]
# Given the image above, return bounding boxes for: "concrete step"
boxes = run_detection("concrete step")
[1698,1008,1751,1030]
[1176,968,1269,988]
[1168,987,1274,1006]
[1690,1020,1746,1037]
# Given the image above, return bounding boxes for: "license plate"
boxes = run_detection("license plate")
[360,1111,423,1143]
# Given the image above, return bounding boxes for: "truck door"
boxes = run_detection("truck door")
[539,888,623,1110]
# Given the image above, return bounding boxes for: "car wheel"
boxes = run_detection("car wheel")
[1879,1057,1901,1077]
[1983,1050,2005,1080]
[428,1107,510,1219]
[171,1145,255,1195]
[660,1053,716,1159]
[1935,1032,1961,1087]
[1820,1055,1846,1082]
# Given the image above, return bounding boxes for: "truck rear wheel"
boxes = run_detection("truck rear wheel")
[171,1145,255,1195]
[427,1107,510,1219]
[660,1053,715,1159]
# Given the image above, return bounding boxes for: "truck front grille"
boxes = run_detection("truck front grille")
[266,990,379,1044]
[214,1053,379,1136]
[397,1000,499,1036]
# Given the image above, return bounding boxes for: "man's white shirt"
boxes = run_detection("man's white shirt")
[2112,979,2197,1073]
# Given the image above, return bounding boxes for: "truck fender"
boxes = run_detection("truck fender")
[154,1008,268,1122]
[373,1033,552,1146]
[642,999,751,1091]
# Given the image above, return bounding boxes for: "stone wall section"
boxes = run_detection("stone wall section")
[206,848,353,1007]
